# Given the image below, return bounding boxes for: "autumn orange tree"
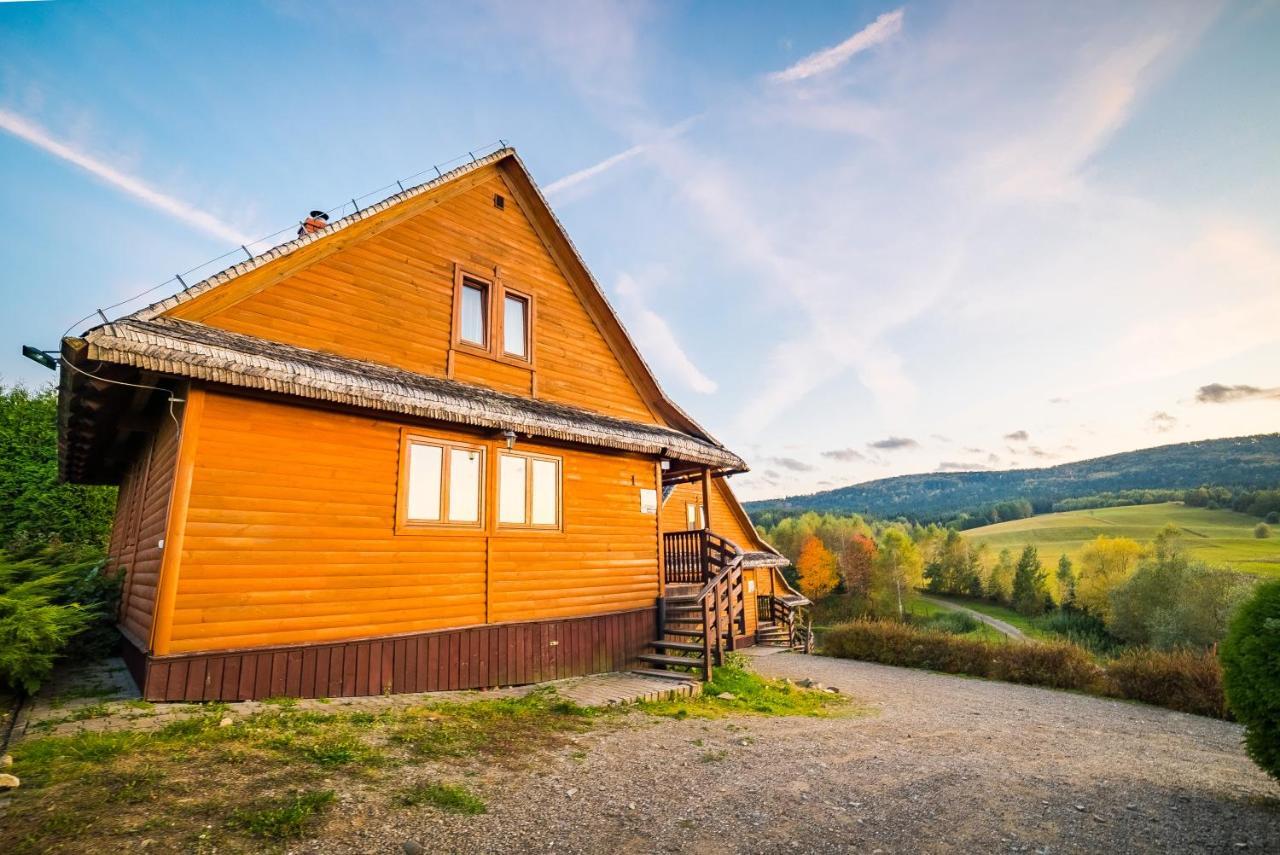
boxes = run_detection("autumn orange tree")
[795,534,839,601]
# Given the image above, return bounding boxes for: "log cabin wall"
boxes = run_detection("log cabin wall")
[163,166,659,425]
[157,389,661,657]
[105,413,181,648]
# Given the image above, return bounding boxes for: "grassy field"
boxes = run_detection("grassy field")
[961,502,1280,579]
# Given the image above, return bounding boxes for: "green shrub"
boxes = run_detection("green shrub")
[1108,554,1254,649]
[821,620,1103,692]
[1255,523,1271,539]
[0,544,119,693]
[822,619,1231,718]
[1220,581,1280,780]
[1032,609,1121,656]
[1105,647,1227,718]
[0,384,116,550]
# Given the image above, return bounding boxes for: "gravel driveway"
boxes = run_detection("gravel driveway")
[311,654,1278,854]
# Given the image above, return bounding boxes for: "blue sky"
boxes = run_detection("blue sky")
[2,1,1278,500]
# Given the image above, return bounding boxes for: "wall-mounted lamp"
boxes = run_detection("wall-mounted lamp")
[21,346,58,371]
[501,429,517,451]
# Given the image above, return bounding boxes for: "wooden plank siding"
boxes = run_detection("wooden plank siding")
[160,390,660,655]
[105,413,181,647]
[661,478,758,547]
[164,168,658,424]
[131,607,655,702]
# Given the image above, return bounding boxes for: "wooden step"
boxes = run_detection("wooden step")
[637,653,706,668]
[650,640,703,653]
[662,628,704,638]
[630,668,699,682]
[665,604,703,614]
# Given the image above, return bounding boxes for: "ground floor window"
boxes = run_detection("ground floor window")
[498,451,562,529]
[398,434,486,529]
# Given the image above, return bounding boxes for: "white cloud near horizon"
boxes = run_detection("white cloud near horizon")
[0,106,253,245]
[613,272,718,394]
[768,8,904,83]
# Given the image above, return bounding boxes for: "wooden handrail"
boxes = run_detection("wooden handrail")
[691,536,745,681]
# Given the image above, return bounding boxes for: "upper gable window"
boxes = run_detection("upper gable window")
[503,293,529,359]
[460,279,489,348]
[452,264,535,367]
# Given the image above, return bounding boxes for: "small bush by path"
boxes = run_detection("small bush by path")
[822,619,1231,719]
[1106,647,1227,719]
[639,659,854,719]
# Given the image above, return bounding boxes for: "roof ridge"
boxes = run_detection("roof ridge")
[124,147,515,323]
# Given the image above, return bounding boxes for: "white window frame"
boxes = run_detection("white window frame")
[496,450,563,531]
[396,431,487,532]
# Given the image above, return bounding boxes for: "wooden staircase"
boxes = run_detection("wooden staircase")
[632,531,746,682]
[754,620,792,647]
[633,588,707,680]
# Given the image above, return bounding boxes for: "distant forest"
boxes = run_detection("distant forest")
[746,434,1280,528]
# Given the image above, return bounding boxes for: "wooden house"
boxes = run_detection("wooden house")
[58,147,808,702]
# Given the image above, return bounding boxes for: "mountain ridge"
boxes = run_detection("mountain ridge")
[745,434,1280,520]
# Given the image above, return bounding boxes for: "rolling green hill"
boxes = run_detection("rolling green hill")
[961,502,1280,579]
[746,434,1280,520]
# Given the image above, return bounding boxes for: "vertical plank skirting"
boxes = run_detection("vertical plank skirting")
[128,607,656,702]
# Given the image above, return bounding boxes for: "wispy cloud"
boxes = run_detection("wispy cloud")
[769,9,904,83]
[1004,430,1030,442]
[768,456,814,472]
[820,447,866,462]
[543,116,698,198]
[1149,411,1178,431]
[868,436,918,451]
[1195,383,1280,403]
[613,273,717,394]
[0,106,252,245]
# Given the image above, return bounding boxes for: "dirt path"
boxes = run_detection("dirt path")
[922,594,1028,640]
[307,654,1277,854]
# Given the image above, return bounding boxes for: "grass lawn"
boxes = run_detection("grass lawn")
[923,594,1053,641]
[1,668,842,853]
[961,502,1280,579]
[906,598,1010,643]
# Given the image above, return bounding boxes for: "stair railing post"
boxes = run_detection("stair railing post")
[701,596,714,682]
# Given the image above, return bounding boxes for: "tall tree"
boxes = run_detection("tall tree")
[986,548,1016,604]
[795,535,838,601]
[0,384,116,549]
[1056,553,1076,607]
[1011,545,1049,616]
[872,529,923,618]
[1075,536,1144,620]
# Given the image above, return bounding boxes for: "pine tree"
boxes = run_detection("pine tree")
[1012,545,1048,616]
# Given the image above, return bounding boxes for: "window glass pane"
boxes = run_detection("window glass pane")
[503,294,528,357]
[461,282,486,345]
[531,459,558,525]
[499,455,527,524]
[406,443,442,521]
[686,503,696,529]
[447,448,481,522]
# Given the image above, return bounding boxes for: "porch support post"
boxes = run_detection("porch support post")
[655,461,666,640]
[701,466,712,530]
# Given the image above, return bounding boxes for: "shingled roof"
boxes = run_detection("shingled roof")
[70,316,746,471]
